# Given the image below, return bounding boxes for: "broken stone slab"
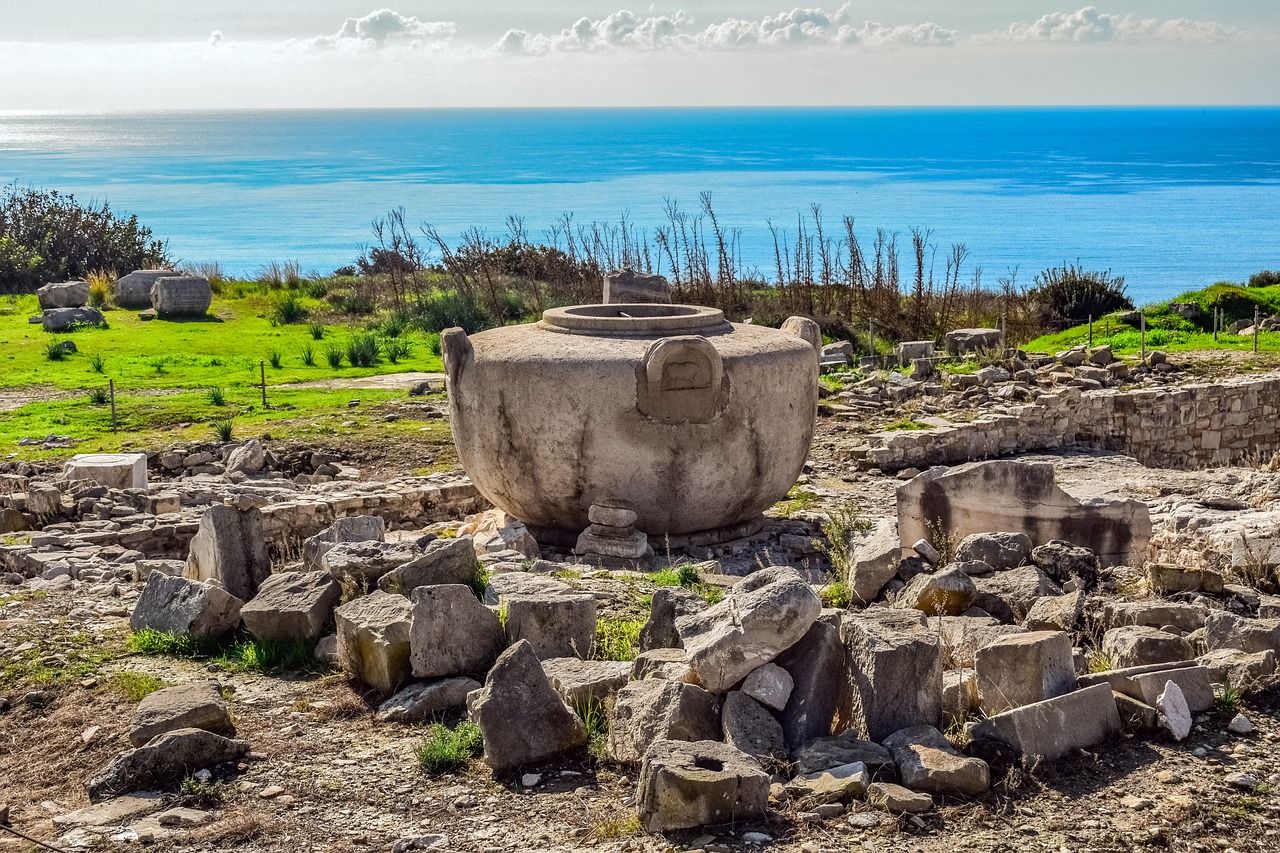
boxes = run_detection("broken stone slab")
[929,616,1028,669]
[975,631,1076,715]
[847,517,902,604]
[375,677,481,723]
[225,440,265,476]
[130,573,243,639]
[64,453,148,491]
[86,728,249,801]
[954,532,1032,571]
[1023,590,1085,632]
[184,505,270,601]
[302,515,386,571]
[241,571,341,641]
[1197,648,1276,689]
[785,761,870,805]
[408,584,504,678]
[639,586,704,651]
[37,279,89,309]
[895,566,977,617]
[971,565,1062,624]
[0,507,29,533]
[471,640,588,772]
[503,592,597,660]
[603,268,672,304]
[882,725,990,796]
[1102,600,1206,633]
[791,730,895,776]
[42,306,105,332]
[1080,662,1212,714]
[335,590,413,695]
[151,275,212,317]
[1030,540,1100,590]
[51,792,165,827]
[842,609,942,742]
[607,679,721,765]
[1101,626,1194,669]
[1204,611,1280,654]
[867,781,933,813]
[944,327,1001,356]
[483,572,570,605]
[129,680,233,747]
[721,690,789,768]
[943,668,979,723]
[897,460,1149,567]
[677,566,821,693]
[378,536,478,596]
[773,618,848,749]
[542,657,630,706]
[1147,564,1224,595]
[459,509,540,560]
[971,683,1122,762]
[632,648,689,681]
[637,739,769,833]
[322,540,425,584]
[741,662,793,711]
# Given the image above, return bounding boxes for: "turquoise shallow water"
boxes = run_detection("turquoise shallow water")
[1,107,1277,304]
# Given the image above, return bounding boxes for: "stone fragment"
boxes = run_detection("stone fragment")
[86,728,248,801]
[51,792,165,828]
[791,730,895,776]
[241,571,341,641]
[225,440,265,476]
[867,782,933,814]
[322,540,424,584]
[64,453,148,490]
[632,648,689,681]
[943,668,979,723]
[42,306,105,332]
[1102,600,1206,633]
[1031,540,1099,590]
[639,586,704,651]
[130,573,243,639]
[378,537,478,596]
[0,507,28,533]
[954,532,1033,570]
[1101,626,1193,669]
[637,739,769,833]
[541,657,630,707]
[896,567,977,616]
[842,609,942,741]
[975,631,1076,714]
[677,567,821,693]
[1122,666,1214,714]
[335,590,413,695]
[1023,591,1085,632]
[944,327,1001,355]
[971,683,1121,761]
[971,565,1062,624]
[847,518,902,604]
[1157,681,1192,740]
[930,616,1028,669]
[603,268,671,304]
[741,662,794,711]
[883,725,990,796]
[897,460,1149,567]
[184,505,270,601]
[774,618,847,749]
[721,691,788,767]
[459,509,540,560]
[129,681,233,747]
[1228,713,1254,735]
[408,584,504,678]
[302,515,386,572]
[785,761,870,804]
[1147,563,1224,595]
[113,270,173,309]
[1203,612,1280,654]
[503,592,597,660]
[37,280,89,309]
[1197,648,1276,689]
[151,275,212,317]
[483,572,569,605]
[471,640,588,772]
[26,483,63,517]
[375,677,481,723]
[608,679,721,765]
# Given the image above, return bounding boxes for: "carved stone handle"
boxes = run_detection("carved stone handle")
[637,335,724,424]
[440,327,473,390]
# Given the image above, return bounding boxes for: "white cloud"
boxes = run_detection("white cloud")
[494,6,954,54]
[312,8,456,50]
[1001,6,1234,44]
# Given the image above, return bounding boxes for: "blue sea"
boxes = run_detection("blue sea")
[1,107,1278,305]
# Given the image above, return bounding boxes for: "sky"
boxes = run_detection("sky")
[1,2,1277,109]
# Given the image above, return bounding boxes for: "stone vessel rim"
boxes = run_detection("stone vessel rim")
[538,303,729,337]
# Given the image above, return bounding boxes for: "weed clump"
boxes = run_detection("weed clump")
[212,419,234,442]
[416,721,483,774]
[324,345,345,369]
[346,333,380,368]
[272,294,307,325]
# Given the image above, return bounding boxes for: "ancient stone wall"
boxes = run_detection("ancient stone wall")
[860,372,1280,472]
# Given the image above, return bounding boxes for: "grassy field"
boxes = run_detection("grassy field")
[0,288,450,460]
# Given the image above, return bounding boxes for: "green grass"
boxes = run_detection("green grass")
[819,579,852,608]
[1214,684,1242,713]
[575,700,610,764]
[416,721,484,774]
[652,563,700,588]
[127,628,323,674]
[111,671,168,702]
[941,359,981,375]
[592,618,644,661]
[1,628,126,688]
[883,417,931,431]
[127,627,222,658]
[772,484,818,518]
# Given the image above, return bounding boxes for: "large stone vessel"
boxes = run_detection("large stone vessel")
[441,303,820,543]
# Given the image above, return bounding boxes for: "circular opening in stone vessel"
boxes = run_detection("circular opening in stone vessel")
[693,756,725,772]
[540,303,730,336]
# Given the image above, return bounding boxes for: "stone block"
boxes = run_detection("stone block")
[1197,648,1276,689]
[971,565,1062,624]
[790,730,894,776]
[639,586,704,651]
[42,306,105,332]
[841,609,942,741]
[847,518,902,604]
[322,540,423,584]
[785,761,869,804]
[943,668,978,723]
[897,460,1149,567]
[971,683,1122,762]
[608,679,721,765]
[867,781,932,813]
[1101,600,1206,633]
[37,280,89,309]
[86,728,248,802]
[375,677,481,723]
[301,515,385,571]
[883,725,990,796]
[64,453,148,490]
[896,566,977,616]
[151,275,212,316]
[954,532,1032,570]
[1204,611,1280,654]
[377,536,478,595]
[637,739,769,833]
[975,631,1076,714]
[1023,591,1084,632]
[632,647,689,681]
[741,662,793,712]
[113,270,173,309]
[483,572,570,605]
[129,681,233,747]
[335,590,413,695]
[542,657,631,706]
[184,505,270,601]
[241,571,341,641]
[1147,564,1224,595]
[408,584,504,678]
[130,573,243,639]
[774,618,848,749]
[503,592,597,660]
[603,268,671,304]
[1101,625,1193,669]
[721,690,788,766]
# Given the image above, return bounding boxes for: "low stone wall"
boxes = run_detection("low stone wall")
[858,372,1280,472]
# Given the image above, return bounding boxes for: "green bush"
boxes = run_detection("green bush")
[1028,262,1133,322]
[300,342,315,366]
[325,345,344,368]
[346,333,380,368]
[44,341,67,361]
[272,294,308,325]
[308,322,325,340]
[0,184,169,292]
[212,419,234,442]
[383,337,412,364]
[1247,269,1280,289]
[329,291,375,316]
[87,387,109,406]
[416,721,483,774]
[409,290,490,334]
